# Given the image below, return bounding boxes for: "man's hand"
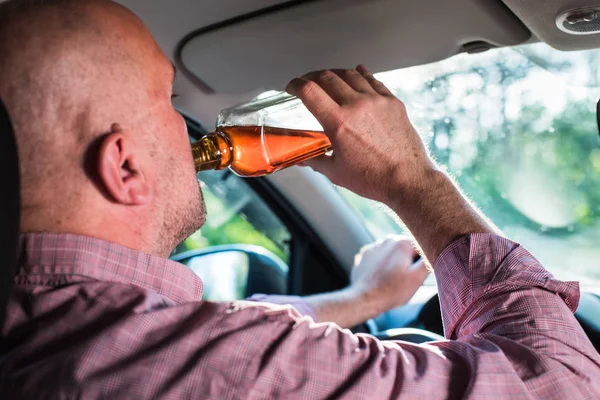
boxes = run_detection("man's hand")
[286,66,499,263]
[303,237,428,329]
[286,66,435,204]
[350,237,429,313]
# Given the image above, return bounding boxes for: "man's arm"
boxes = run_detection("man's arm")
[286,66,499,266]
[253,64,495,328]
[236,238,600,399]
[234,65,599,396]
[251,237,429,328]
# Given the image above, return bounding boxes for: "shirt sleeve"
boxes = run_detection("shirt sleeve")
[237,233,600,399]
[246,293,317,320]
[434,233,581,339]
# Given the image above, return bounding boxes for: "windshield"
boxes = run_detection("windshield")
[339,42,600,286]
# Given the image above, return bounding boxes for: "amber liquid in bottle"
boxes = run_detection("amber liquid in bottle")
[192,125,332,177]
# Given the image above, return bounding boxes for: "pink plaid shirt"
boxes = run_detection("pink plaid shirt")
[1,233,599,399]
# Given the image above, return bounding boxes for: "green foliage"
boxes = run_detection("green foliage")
[447,100,599,234]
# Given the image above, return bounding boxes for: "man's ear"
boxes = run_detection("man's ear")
[97,129,153,205]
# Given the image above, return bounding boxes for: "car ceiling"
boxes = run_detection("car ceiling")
[178,0,531,94]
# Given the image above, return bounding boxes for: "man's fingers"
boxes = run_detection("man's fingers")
[386,237,419,259]
[286,77,340,128]
[330,69,376,94]
[300,70,358,105]
[356,65,394,96]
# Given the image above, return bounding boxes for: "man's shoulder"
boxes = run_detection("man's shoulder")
[2,283,314,398]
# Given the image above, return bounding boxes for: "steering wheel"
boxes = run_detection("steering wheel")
[373,327,444,343]
[352,322,443,343]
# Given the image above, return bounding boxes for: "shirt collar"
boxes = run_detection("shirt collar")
[18,232,203,304]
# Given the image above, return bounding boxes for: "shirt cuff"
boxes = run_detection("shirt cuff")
[434,233,580,339]
[246,294,318,321]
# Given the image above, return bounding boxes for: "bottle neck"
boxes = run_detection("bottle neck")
[191,133,233,173]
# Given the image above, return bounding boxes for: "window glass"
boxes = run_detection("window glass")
[186,252,250,302]
[339,43,600,286]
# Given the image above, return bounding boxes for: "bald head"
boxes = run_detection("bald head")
[0,0,205,256]
[0,0,156,184]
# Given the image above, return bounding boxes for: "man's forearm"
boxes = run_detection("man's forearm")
[304,170,500,327]
[389,168,501,265]
[303,287,385,328]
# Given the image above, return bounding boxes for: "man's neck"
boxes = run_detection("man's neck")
[20,210,163,257]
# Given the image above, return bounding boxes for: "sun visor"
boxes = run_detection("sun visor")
[178,0,531,94]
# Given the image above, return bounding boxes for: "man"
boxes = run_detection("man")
[0,0,598,399]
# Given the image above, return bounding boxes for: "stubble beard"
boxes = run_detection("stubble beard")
[156,173,207,257]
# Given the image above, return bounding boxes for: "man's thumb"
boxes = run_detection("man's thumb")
[410,258,431,283]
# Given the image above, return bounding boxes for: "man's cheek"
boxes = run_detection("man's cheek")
[171,115,192,157]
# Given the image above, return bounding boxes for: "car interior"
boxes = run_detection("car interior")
[1,0,600,350]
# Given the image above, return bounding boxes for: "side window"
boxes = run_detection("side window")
[173,169,291,262]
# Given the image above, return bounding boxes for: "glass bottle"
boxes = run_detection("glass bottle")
[192,92,332,177]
